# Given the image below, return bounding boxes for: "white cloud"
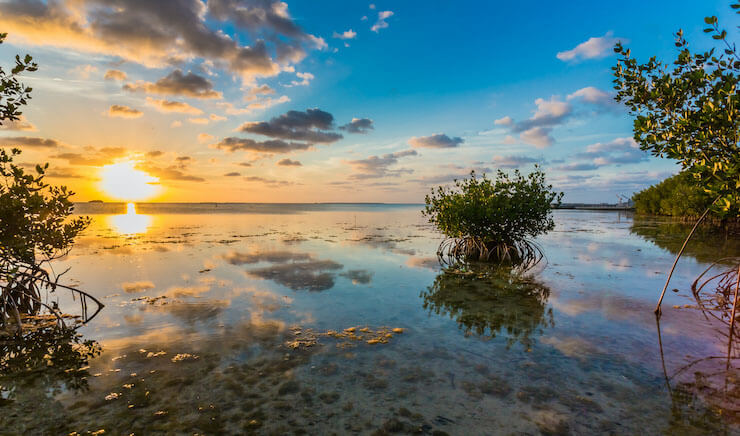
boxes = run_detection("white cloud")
[287,72,314,87]
[371,11,394,32]
[332,29,357,40]
[556,31,622,62]
[567,86,614,106]
[494,116,513,126]
[520,127,553,149]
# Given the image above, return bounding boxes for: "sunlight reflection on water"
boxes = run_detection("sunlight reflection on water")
[108,202,152,235]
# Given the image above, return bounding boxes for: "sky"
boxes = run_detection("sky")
[0,0,736,203]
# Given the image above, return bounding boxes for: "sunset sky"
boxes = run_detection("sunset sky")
[0,0,734,203]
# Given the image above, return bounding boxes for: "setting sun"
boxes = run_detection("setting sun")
[99,161,159,201]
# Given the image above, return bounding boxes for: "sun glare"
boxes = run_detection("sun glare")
[99,161,159,201]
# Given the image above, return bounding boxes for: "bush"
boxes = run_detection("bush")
[423,168,562,268]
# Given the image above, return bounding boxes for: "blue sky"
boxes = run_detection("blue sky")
[0,0,736,202]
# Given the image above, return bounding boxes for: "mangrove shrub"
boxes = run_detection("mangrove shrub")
[0,33,97,333]
[423,168,562,268]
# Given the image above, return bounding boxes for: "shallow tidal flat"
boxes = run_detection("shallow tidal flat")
[1,204,738,434]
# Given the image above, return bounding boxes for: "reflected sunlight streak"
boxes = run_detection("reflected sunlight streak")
[110,202,152,235]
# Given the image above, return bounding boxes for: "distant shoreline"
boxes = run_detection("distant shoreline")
[76,201,634,210]
[78,201,426,206]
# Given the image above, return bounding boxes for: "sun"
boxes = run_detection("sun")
[99,161,159,201]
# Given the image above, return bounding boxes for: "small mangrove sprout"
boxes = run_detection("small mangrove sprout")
[423,167,562,270]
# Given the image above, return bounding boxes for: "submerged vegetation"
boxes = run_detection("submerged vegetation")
[423,168,562,270]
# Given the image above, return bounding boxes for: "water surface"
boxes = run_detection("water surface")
[2,204,738,434]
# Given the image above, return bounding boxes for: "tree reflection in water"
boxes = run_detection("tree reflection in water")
[630,217,740,264]
[0,326,101,401]
[420,263,553,349]
[656,315,740,430]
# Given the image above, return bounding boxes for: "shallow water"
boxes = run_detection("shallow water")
[2,204,739,435]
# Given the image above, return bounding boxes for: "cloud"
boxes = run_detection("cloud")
[333,29,357,40]
[171,121,182,128]
[408,133,463,149]
[498,89,623,147]
[578,137,647,165]
[104,69,127,81]
[124,70,223,99]
[71,64,98,79]
[43,168,90,179]
[551,170,669,193]
[339,118,374,134]
[137,163,205,182]
[494,116,513,126]
[198,133,215,143]
[495,96,572,148]
[246,85,275,99]
[146,150,163,158]
[52,146,128,166]
[209,114,226,122]
[215,137,312,153]
[346,149,417,179]
[513,97,572,133]
[286,71,314,87]
[519,127,554,148]
[221,95,290,114]
[0,0,320,82]
[554,162,600,171]
[567,87,615,107]
[371,11,394,32]
[0,136,60,148]
[238,108,343,144]
[277,158,302,166]
[108,104,143,118]
[556,137,647,171]
[0,115,36,131]
[145,97,202,114]
[188,117,210,124]
[492,155,542,168]
[556,31,621,62]
[224,171,240,177]
[243,176,296,187]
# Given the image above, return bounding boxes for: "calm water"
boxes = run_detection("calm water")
[2,204,739,435]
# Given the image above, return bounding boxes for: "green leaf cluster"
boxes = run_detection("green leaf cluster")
[612,2,740,217]
[0,33,37,124]
[422,167,563,245]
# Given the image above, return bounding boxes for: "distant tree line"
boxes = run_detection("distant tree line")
[632,172,719,218]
